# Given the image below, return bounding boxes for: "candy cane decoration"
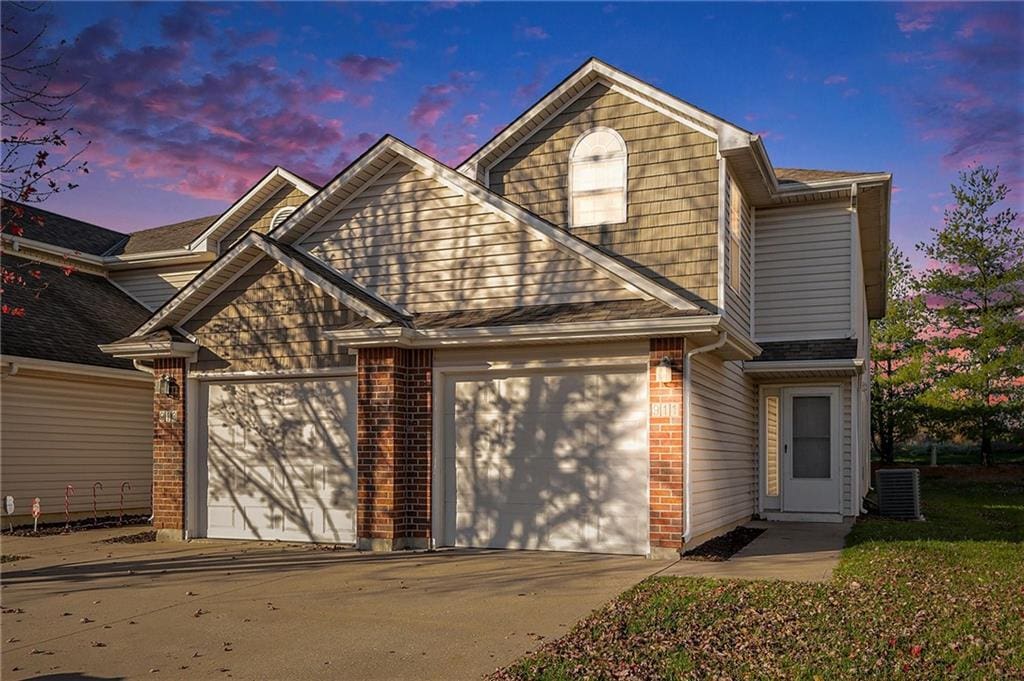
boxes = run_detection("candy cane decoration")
[64,484,75,530]
[120,481,131,525]
[92,482,103,525]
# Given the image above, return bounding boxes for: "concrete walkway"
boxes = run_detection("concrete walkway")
[662,520,853,583]
[1,527,669,680]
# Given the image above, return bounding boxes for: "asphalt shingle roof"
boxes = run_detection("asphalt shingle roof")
[113,215,219,255]
[751,338,859,362]
[1,201,126,255]
[1,254,153,370]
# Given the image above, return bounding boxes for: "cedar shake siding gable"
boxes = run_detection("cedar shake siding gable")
[298,159,642,313]
[488,82,720,311]
[182,259,361,374]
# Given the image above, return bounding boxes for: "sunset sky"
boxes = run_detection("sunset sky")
[13,1,1023,267]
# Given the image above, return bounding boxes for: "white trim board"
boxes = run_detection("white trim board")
[188,166,319,252]
[133,232,405,338]
[1,354,151,382]
[459,58,748,178]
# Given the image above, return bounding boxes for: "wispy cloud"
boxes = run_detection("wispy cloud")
[408,71,478,129]
[823,74,848,85]
[517,24,549,41]
[335,54,401,82]
[890,4,1023,189]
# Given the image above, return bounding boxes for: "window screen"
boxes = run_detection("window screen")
[792,395,831,479]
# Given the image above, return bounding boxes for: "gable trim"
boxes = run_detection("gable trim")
[272,136,699,313]
[290,157,404,247]
[460,58,751,180]
[187,167,319,252]
[133,232,403,337]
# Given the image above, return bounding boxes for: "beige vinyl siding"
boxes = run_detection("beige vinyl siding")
[0,368,152,524]
[488,82,719,309]
[754,202,852,339]
[300,160,637,313]
[689,351,758,539]
[109,263,203,310]
[724,168,752,334]
[184,259,358,374]
[219,186,310,250]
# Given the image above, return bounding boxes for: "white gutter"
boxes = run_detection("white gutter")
[104,249,216,269]
[683,332,728,544]
[0,354,150,381]
[324,316,722,348]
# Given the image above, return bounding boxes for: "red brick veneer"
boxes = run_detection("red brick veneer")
[648,337,685,553]
[357,347,433,549]
[152,357,187,537]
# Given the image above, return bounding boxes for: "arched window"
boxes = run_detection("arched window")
[569,127,627,228]
[270,206,297,230]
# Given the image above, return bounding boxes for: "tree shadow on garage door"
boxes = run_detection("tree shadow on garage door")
[204,376,357,544]
[451,367,649,555]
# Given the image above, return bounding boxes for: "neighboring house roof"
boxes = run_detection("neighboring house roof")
[0,202,126,256]
[110,215,219,255]
[750,339,858,362]
[0,253,152,370]
[774,168,888,186]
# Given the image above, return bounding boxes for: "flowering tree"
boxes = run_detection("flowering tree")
[916,166,1024,465]
[1,2,89,316]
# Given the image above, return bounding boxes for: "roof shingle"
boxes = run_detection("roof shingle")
[1,253,153,370]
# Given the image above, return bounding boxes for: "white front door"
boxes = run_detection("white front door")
[203,378,357,543]
[781,386,840,513]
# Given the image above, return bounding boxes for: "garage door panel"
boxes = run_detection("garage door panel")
[205,377,357,544]
[449,366,649,555]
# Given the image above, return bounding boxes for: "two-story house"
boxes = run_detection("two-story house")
[12,57,889,554]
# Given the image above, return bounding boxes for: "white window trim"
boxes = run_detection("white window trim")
[568,127,628,229]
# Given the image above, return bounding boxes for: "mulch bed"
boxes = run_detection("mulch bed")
[1,554,29,563]
[5,515,150,537]
[101,530,157,544]
[681,526,765,562]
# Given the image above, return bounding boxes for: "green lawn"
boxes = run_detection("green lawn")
[494,470,1024,680]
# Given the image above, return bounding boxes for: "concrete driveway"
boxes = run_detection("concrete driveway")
[1,528,669,680]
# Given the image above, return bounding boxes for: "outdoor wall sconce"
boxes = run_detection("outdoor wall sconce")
[158,374,176,396]
[656,356,673,384]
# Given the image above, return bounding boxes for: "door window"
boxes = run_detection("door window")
[791,395,831,479]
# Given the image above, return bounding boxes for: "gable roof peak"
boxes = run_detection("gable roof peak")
[458,57,755,179]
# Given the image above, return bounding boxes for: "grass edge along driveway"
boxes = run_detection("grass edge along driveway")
[494,470,1024,680]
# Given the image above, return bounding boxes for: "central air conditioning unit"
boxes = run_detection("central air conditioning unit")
[875,468,923,520]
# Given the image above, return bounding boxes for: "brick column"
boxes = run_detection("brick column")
[649,338,685,557]
[152,357,187,541]
[356,347,433,551]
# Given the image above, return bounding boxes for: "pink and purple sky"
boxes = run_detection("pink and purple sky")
[8,1,1023,267]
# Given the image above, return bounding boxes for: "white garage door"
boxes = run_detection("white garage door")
[445,367,649,555]
[204,378,357,543]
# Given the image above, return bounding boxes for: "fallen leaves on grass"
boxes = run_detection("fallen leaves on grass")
[493,477,1024,681]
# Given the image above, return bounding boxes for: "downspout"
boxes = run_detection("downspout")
[133,360,157,524]
[133,360,154,374]
[683,332,728,545]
